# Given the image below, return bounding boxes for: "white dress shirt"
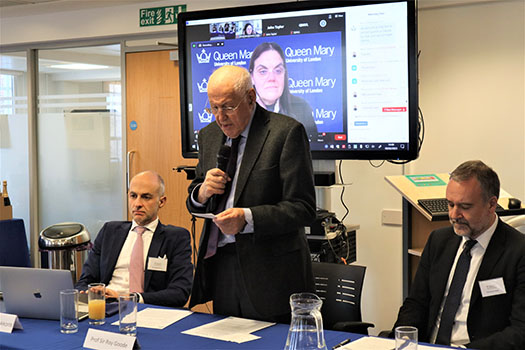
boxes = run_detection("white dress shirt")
[430,215,498,346]
[106,218,158,302]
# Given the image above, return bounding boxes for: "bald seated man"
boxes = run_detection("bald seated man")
[187,65,316,323]
[77,171,193,307]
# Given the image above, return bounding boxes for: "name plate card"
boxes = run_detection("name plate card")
[83,328,137,350]
[0,313,23,333]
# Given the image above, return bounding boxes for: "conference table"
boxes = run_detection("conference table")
[1,304,359,349]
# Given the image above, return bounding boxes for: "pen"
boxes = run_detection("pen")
[332,338,351,349]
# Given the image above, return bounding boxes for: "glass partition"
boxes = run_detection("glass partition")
[0,51,30,241]
[37,45,123,239]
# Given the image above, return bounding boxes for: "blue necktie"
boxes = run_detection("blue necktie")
[204,136,241,259]
[436,239,477,345]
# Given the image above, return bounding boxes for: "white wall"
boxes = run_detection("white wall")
[338,0,524,335]
[409,0,524,202]
[1,0,523,336]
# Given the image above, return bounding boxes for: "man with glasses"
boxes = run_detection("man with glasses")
[187,65,316,323]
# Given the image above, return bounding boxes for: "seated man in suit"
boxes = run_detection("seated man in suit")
[76,171,193,307]
[392,160,525,349]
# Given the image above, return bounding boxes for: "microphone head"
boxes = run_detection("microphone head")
[217,145,231,171]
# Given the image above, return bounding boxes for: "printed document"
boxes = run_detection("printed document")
[111,308,192,329]
[340,336,452,350]
[182,316,275,343]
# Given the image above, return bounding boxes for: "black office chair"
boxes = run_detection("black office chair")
[312,262,374,335]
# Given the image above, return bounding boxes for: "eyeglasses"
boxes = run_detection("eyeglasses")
[205,91,249,116]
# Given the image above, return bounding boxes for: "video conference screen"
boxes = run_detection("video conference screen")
[178,0,418,160]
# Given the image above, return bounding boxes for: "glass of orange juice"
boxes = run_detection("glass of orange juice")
[88,282,106,325]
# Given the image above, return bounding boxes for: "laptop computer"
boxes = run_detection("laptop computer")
[0,266,87,320]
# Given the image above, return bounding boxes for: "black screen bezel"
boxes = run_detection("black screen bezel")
[178,0,418,160]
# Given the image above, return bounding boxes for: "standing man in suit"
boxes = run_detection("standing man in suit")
[76,171,193,307]
[187,65,316,323]
[393,160,525,349]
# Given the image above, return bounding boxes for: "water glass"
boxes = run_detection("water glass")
[395,326,418,350]
[119,293,138,336]
[60,289,78,334]
[88,282,106,325]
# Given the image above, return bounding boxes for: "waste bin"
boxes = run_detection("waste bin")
[39,222,91,284]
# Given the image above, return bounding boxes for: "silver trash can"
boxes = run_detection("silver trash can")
[38,222,91,284]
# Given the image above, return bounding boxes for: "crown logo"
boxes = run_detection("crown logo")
[196,49,211,64]
[198,110,213,123]
[197,78,208,93]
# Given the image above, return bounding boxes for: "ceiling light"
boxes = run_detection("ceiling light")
[49,63,109,70]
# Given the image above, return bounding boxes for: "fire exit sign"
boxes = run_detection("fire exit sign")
[139,5,186,27]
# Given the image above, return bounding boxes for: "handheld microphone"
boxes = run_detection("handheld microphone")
[216,145,231,172]
[208,145,231,212]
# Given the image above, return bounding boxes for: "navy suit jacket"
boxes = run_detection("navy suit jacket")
[76,221,193,307]
[187,105,316,318]
[394,219,525,349]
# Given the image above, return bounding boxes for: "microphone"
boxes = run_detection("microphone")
[216,145,231,172]
[208,145,231,212]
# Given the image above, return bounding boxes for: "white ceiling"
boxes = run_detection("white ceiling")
[0,0,509,82]
[0,0,161,17]
[0,0,506,18]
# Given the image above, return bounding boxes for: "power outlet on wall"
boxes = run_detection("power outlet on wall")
[382,209,402,226]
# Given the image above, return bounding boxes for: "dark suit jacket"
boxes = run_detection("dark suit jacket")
[76,221,193,307]
[187,105,316,318]
[394,219,525,350]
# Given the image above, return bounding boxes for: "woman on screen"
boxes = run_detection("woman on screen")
[243,23,255,36]
[249,42,317,140]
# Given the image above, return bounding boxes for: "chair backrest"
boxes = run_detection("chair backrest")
[312,262,366,330]
[0,219,31,267]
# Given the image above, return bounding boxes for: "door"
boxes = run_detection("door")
[125,50,205,310]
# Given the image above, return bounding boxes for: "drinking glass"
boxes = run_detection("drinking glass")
[119,293,138,336]
[88,282,106,325]
[395,326,418,350]
[60,289,78,334]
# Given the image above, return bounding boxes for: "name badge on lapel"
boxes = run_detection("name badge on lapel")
[479,277,506,297]
[147,255,168,272]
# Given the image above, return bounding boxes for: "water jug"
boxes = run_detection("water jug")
[284,292,327,350]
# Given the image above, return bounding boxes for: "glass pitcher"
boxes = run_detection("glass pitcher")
[284,292,327,350]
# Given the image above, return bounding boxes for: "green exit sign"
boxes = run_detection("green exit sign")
[139,5,186,27]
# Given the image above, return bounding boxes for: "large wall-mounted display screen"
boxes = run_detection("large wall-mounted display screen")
[178,0,418,160]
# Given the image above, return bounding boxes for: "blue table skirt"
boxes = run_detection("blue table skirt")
[0,304,360,349]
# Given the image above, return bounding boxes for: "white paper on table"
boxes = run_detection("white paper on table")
[111,308,192,329]
[191,212,216,219]
[181,316,275,343]
[340,336,452,350]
